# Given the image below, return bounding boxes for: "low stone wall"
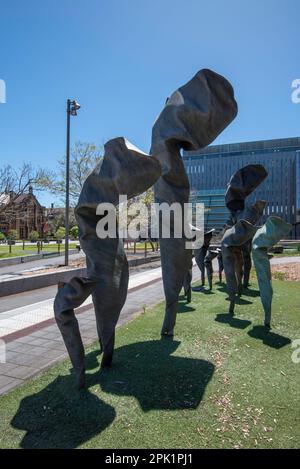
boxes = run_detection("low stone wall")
[0,255,161,297]
[0,249,78,268]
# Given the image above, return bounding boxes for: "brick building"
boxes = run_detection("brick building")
[0,186,46,239]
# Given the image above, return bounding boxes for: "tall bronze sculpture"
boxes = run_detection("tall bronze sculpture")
[222,165,268,313]
[222,220,257,313]
[252,216,292,327]
[182,260,193,303]
[194,229,215,286]
[242,240,252,288]
[217,248,224,283]
[54,138,161,388]
[204,249,219,290]
[151,69,238,336]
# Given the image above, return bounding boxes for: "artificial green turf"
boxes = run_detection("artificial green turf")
[0,279,299,449]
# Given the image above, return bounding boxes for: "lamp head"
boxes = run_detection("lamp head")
[69,100,81,116]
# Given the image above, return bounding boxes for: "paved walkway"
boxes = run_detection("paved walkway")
[270,256,300,265]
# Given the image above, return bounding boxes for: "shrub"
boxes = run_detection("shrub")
[0,232,6,242]
[272,271,286,281]
[70,225,79,240]
[55,227,66,240]
[297,244,300,253]
[7,229,17,240]
[28,230,40,242]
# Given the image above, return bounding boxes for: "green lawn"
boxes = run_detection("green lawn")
[273,249,300,257]
[0,243,77,259]
[0,279,299,449]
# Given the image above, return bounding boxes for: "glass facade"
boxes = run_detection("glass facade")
[183,137,300,238]
[190,189,229,232]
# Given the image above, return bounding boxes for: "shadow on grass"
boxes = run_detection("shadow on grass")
[242,287,261,298]
[10,350,115,449]
[235,297,253,305]
[177,302,196,313]
[99,339,214,412]
[248,326,291,349]
[192,286,215,295]
[11,341,214,447]
[215,313,252,330]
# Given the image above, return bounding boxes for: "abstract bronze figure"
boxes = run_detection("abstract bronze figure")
[194,229,215,287]
[182,260,193,303]
[151,69,238,336]
[241,240,252,288]
[225,164,268,213]
[252,216,292,328]
[217,249,224,283]
[222,219,257,313]
[204,249,219,290]
[54,138,161,388]
[222,164,268,313]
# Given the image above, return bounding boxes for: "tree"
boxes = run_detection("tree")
[0,162,53,201]
[0,232,6,242]
[28,230,39,242]
[48,208,77,236]
[70,225,79,239]
[7,229,17,240]
[55,227,66,240]
[46,142,103,206]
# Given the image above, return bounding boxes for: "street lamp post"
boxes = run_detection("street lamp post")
[65,99,80,266]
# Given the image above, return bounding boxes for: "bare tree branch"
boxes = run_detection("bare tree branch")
[45,142,103,205]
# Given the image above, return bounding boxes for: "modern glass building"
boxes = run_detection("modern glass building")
[183,137,300,238]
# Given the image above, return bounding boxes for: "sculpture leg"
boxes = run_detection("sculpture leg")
[236,251,244,297]
[183,268,192,303]
[160,239,192,336]
[243,252,252,288]
[195,249,206,286]
[222,248,237,315]
[201,269,205,286]
[206,263,213,290]
[54,277,97,388]
[55,308,86,389]
[218,256,224,283]
[92,259,129,368]
[252,248,273,327]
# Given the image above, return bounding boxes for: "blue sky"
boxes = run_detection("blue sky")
[0,0,299,206]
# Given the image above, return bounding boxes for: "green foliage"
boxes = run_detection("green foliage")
[46,142,103,205]
[297,244,300,253]
[272,271,286,281]
[48,209,76,236]
[55,227,66,240]
[70,225,79,239]
[0,232,6,241]
[28,230,40,242]
[7,229,17,240]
